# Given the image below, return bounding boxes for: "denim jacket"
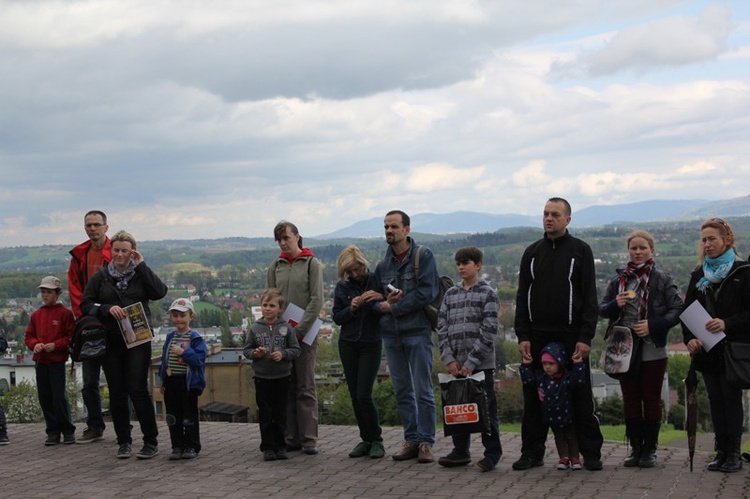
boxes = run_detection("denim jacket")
[158,330,207,394]
[372,238,439,338]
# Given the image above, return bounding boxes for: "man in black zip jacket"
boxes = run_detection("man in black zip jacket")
[513,197,604,471]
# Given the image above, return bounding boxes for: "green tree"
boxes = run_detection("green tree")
[497,381,524,424]
[324,384,356,425]
[373,379,400,426]
[597,392,624,425]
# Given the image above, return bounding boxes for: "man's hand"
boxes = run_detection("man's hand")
[446,361,460,376]
[573,342,591,360]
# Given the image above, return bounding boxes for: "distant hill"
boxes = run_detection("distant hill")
[314,196,749,238]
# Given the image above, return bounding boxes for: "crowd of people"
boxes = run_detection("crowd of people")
[0,201,747,474]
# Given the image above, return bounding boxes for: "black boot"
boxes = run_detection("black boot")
[638,420,659,468]
[623,419,642,468]
[719,436,742,473]
[707,436,727,471]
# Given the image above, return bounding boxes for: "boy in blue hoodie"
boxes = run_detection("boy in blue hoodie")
[520,342,586,470]
[159,298,207,460]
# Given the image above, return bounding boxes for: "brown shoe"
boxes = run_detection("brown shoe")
[418,443,434,463]
[392,442,419,461]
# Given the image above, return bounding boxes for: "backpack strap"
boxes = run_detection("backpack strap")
[414,245,422,279]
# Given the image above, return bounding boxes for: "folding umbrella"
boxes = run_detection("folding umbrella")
[684,359,698,472]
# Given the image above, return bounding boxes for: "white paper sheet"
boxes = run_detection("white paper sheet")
[282,302,322,346]
[679,300,725,352]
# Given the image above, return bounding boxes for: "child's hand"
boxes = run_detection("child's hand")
[254,347,266,358]
[43,343,55,352]
[170,344,185,356]
[33,343,45,354]
[270,351,282,362]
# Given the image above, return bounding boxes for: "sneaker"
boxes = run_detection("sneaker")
[117,443,132,459]
[418,443,434,463]
[181,448,198,460]
[263,450,277,462]
[512,455,544,470]
[349,442,372,458]
[438,451,471,467]
[302,445,319,455]
[275,448,288,460]
[286,442,302,452]
[557,458,570,470]
[392,442,419,461]
[583,457,603,471]
[369,441,385,459]
[136,443,159,459]
[44,434,60,446]
[77,427,104,444]
[476,457,496,472]
[169,448,183,460]
[0,433,9,445]
[570,458,582,470]
[63,433,76,445]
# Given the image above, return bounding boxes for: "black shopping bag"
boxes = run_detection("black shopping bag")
[439,373,491,437]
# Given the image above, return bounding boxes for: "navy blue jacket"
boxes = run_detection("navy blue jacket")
[372,238,439,338]
[332,271,381,343]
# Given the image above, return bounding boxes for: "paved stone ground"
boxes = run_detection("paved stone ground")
[1,422,749,498]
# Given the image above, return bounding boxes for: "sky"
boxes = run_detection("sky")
[1,0,749,248]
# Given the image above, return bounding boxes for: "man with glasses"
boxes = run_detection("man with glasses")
[68,210,111,443]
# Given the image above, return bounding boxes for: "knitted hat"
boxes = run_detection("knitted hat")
[541,352,557,364]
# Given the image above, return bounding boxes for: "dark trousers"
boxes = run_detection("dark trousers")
[620,358,667,422]
[552,425,579,459]
[81,357,105,432]
[451,369,503,465]
[702,370,744,441]
[102,338,157,446]
[0,399,6,433]
[36,362,75,437]
[164,375,201,453]
[256,376,290,452]
[521,334,603,461]
[339,339,383,443]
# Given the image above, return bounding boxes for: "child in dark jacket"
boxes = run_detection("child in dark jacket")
[243,288,301,461]
[520,342,586,470]
[159,298,207,460]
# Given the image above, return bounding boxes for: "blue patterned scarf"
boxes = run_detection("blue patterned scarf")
[107,260,136,293]
[696,249,735,293]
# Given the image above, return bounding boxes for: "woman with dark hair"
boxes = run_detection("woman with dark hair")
[267,220,324,455]
[599,230,682,468]
[332,245,384,459]
[682,218,750,473]
[81,230,168,459]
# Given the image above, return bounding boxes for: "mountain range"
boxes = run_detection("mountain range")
[314,195,750,238]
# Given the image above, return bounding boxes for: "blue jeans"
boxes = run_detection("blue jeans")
[81,357,105,432]
[383,334,436,445]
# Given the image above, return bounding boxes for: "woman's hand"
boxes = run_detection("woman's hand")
[361,290,383,302]
[131,250,144,265]
[615,291,633,308]
[686,339,703,355]
[705,318,725,334]
[633,320,650,338]
[109,306,126,320]
[351,295,363,310]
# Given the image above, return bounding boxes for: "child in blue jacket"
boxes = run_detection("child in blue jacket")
[520,341,586,470]
[159,298,207,460]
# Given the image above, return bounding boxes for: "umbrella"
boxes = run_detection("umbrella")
[684,359,698,472]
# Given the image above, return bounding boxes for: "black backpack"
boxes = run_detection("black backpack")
[0,334,7,353]
[69,315,108,362]
[414,246,454,331]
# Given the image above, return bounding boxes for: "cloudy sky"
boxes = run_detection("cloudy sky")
[1,0,748,247]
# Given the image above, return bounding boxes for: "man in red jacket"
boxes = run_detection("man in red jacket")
[68,210,111,443]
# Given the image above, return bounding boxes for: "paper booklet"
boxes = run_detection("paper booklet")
[679,300,726,352]
[282,302,321,346]
[118,302,154,349]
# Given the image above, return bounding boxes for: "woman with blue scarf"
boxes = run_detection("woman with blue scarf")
[81,230,168,460]
[682,218,750,473]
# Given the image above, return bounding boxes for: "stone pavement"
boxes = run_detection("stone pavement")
[1,422,749,498]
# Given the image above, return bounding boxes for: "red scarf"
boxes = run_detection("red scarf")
[618,259,653,321]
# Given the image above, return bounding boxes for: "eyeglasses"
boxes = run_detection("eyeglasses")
[85,223,104,229]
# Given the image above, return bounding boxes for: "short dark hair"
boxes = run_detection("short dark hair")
[454,246,483,265]
[385,210,410,227]
[84,210,107,224]
[273,220,303,249]
[547,197,572,217]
